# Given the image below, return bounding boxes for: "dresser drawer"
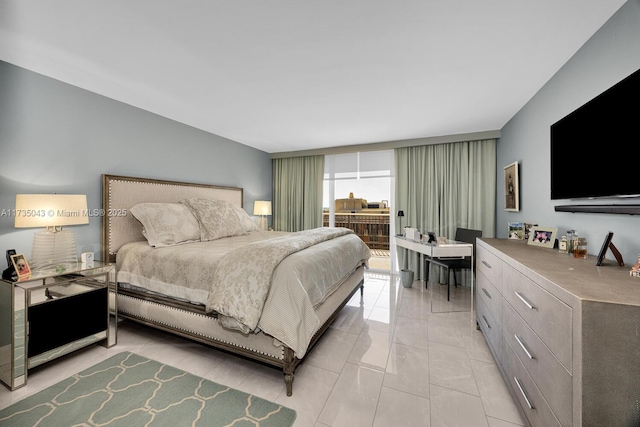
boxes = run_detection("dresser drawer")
[503,302,572,427]
[477,296,502,363]
[503,263,572,370]
[477,270,502,321]
[476,243,503,294]
[503,339,562,427]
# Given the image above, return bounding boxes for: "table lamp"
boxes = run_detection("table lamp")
[397,210,405,236]
[14,194,89,270]
[253,200,272,231]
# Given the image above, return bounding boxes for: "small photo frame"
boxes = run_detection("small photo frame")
[527,226,557,248]
[11,253,31,280]
[508,222,524,239]
[504,161,520,212]
[596,231,624,266]
[596,232,614,266]
[524,223,538,241]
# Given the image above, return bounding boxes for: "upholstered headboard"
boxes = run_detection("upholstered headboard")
[101,174,243,263]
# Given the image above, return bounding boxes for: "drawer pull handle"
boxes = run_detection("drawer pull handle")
[482,260,492,268]
[515,292,535,310]
[481,288,491,299]
[482,315,491,329]
[514,335,534,360]
[514,376,535,409]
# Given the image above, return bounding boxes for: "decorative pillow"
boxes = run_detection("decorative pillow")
[231,204,260,233]
[181,198,249,241]
[130,203,201,247]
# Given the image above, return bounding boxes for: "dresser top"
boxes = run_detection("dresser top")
[479,238,640,306]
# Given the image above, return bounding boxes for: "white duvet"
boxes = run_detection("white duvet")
[116,227,370,357]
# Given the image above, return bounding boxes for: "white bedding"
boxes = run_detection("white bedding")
[116,228,370,357]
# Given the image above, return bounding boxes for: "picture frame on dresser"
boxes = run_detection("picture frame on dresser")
[527,226,557,248]
[507,222,524,239]
[596,231,624,266]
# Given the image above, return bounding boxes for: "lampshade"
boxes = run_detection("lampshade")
[15,194,89,228]
[253,201,272,216]
[14,194,89,271]
[397,210,405,217]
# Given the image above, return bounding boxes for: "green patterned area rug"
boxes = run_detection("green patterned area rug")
[0,352,296,426]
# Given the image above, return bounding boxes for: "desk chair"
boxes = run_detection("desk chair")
[425,228,482,300]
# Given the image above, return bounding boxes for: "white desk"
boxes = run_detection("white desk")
[394,236,474,296]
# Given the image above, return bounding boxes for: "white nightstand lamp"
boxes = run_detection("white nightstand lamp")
[253,200,272,231]
[15,194,89,270]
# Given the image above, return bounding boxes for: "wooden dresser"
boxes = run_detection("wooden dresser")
[476,238,640,427]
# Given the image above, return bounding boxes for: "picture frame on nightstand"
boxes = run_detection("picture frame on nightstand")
[10,253,31,280]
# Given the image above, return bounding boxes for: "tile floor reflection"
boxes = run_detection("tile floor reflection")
[0,272,527,427]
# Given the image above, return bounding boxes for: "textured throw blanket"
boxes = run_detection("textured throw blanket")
[207,228,354,333]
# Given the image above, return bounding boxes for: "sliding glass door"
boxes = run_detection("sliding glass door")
[323,150,396,272]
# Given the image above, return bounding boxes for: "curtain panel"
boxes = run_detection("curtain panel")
[273,155,325,232]
[395,139,496,276]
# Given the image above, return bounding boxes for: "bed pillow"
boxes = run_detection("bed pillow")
[181,198,250,241]
[232,204,260,233]
[130,203,201,247]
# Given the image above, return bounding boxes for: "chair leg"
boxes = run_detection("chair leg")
[424,260,430,289]
[446,267,451,301]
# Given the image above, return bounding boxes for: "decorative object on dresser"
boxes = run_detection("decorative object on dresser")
[14,194,89,270]
[523,223,537,241]
[253,200,272,231]
[477,238,640,426]
[503,161,519,212]
[595,231,624,266]
[102,174,370,396]
[508,222,524,239]
[631,255,640,277]
[526,226,556,248]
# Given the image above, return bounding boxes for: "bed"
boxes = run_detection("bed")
[101,174,370,395]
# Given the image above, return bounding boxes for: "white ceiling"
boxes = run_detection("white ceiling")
[0,1,627,153]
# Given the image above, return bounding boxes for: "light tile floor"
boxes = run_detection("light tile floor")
[0,272,528,427]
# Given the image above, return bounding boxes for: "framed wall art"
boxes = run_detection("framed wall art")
[527,226,557,248]
[504,161,519,212]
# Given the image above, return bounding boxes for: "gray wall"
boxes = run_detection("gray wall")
[0,60,272,260]
[497,0,640,266]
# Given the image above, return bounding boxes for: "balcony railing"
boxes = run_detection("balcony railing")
[323,211,389,250]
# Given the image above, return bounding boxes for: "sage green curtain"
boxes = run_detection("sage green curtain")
[395,139,496,277]
[273,155,325,232]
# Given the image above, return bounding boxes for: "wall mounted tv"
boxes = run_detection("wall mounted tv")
[550,67,640,200]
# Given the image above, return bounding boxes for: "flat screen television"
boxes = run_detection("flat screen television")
[550,67,640,200]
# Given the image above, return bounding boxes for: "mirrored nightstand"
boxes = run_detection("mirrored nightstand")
[0,261,116,390]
